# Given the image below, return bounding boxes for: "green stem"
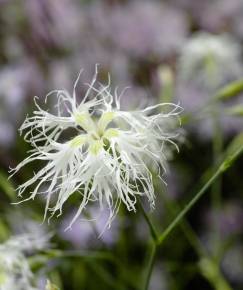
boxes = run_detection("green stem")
[199,258,233,290]
[158,145,243,245]
[140,145,242,290]
[44,249,116,262]
[143,243,157,290]
[88,261,125,290]
[160,191,207,257]
[138,201,159,290]
[0,170,16,202]
[211,107,223,259]
[160,188,233,290]
[138,200,159,242]
[212,108,223,205]
[215,79,243,100]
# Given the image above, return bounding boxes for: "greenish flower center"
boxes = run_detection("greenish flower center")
[71,111,119,155]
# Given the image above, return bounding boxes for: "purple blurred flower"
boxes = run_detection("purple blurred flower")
[89,1,188,59]
[47,53,150,111]
[0,61,43,147]
[196,0,243,36]
[204,201,243,238]
[23,0,84,50]
[0,121,15,147]
[222,244,243,284]
[59,207,120,249]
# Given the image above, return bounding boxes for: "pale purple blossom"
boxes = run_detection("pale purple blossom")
[60,207,120,248]
[24,0,84,50]
[88,1,188,59]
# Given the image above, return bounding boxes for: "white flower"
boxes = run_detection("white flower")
[0,234,49,290]
[11,66,182,231]
[178,32,242,89]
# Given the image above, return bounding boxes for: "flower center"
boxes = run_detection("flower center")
[71,111,119,155]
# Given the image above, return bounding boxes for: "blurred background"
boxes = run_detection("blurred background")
[0,0,243,289]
